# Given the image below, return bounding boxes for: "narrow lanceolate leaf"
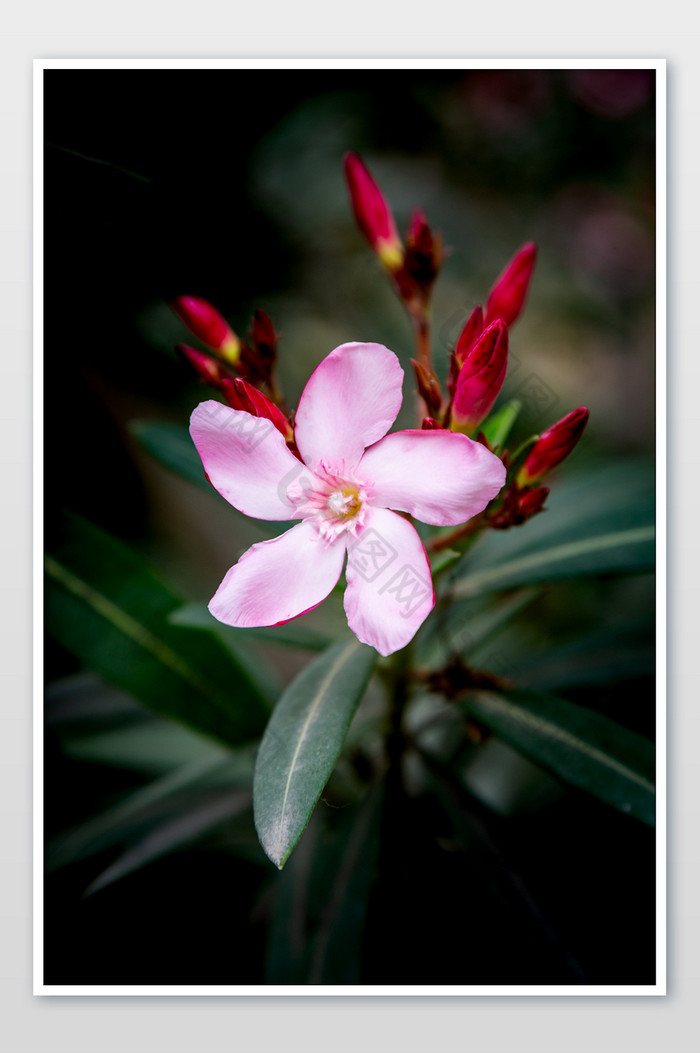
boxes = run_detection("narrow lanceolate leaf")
[85,788,252,895]
[169,602,333,652]
[130,419,214,495]
[460,689,655,825]
[254,640,377,869]
[46,753,247,872]
[450,526,654,598]
[447,461,654,599]
[307,783,383,983]
[46,513,271,749]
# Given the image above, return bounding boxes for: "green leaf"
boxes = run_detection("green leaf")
[511,623,654,692]
[254,640,377,869]
[306,783,383,983]
[447,461,654,599]
[170,602,333,652]
[58,716,231,774]
[265,785,383,983]
[460,689,655,825]
[46,754,239,871]
[46,514,271,750]
[129,419,213,494]
[480,399,521,451]
[85,787,252,894]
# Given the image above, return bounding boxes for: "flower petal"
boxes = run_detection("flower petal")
[343,508,434,656]
[294,342,404,473]
[358,429,506,526]
[209,521,346,627]
[190,400,313,520]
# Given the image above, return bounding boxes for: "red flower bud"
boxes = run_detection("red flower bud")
[343,152,403,271]
[448,304,485,395]
[220,378,293,443]
[450,319,509,434]
[485,242,537,327]
[248,309,278,383]
[411,359,443,417]
[518,407,589,486]
[171,296,241,365]
[178,343,226,388]
[454,305,485,367]
[403,209,443,289]
[489,483,549,529]
[421,417,443,430]
[518,485,549,520]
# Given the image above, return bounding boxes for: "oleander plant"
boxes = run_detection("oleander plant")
[45,71,656,986]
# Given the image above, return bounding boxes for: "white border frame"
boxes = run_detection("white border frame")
[33,57,666,997]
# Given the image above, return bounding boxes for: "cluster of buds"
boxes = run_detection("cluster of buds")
[172,295,295,451]
[412,246,533,434]
[344,153,445,321]
[489,408,590,528]
[344,151,590,536]
[172,296,281,390]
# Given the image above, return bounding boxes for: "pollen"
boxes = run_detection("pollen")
[328,488,362,519]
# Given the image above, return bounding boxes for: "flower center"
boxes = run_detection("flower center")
[327,488,362,519]
[289,467,370,542]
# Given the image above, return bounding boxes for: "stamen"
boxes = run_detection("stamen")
[328,489,361,518]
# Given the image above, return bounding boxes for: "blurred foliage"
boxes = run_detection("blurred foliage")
[44,68,656,986]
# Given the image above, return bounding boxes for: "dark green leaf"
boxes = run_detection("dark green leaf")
[306,784,383,983]
[129,419,214,494]
[170,602,333,652]
[265,785,383,983]
[46,514,271,749]
[460,688,655,825]
[60,720,229,774]
[85,788,252,894]
[46,754,237,871]
[447,461,654,599]
[254,640,377,868]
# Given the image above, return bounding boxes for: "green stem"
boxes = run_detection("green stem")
[427,513,486,553]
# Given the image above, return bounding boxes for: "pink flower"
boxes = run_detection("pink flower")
[190,343,506,656]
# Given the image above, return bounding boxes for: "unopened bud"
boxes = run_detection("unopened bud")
[343,152,404,271]
[448,304,485,395]
[402,209,444,293]
[454,305,485,367]
[518,486,549,520]
[171,295,241,365]
[221,377,293,443]
[412,359,443,417]
[178,343,226,387]
[248,309,278,382]
[450,320,509,434]
[517,407,589,486]
[489,483,549,529]
[421,417,443,430]
[485,242,537,327]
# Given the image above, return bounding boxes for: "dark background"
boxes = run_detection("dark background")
[44,69,656,985]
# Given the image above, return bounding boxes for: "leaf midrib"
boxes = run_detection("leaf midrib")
[276,641,361,863]
[451,524,655,598]
[45,554,234,712]
[469,691,654,794]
